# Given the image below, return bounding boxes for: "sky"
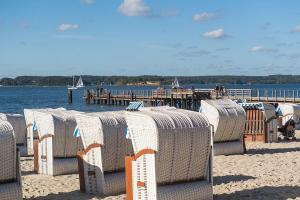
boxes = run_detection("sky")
[1,0,300,77]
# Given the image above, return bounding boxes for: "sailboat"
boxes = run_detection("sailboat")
[76,76,85,88]
[172,77,180,89]
[68,76,78,90]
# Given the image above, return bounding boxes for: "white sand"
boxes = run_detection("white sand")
[22,136,300,200]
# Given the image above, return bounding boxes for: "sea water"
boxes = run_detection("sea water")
[0,84,300,114]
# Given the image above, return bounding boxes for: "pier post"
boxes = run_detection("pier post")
[293,90,295,103]
[131,92,134,102]
[181,94,184,109]
[68,89,73,104]
[192,94,195,111]
[275,90,277,102]
[96,87,100,104]
[108,92,111,104]
[86,89,91,104]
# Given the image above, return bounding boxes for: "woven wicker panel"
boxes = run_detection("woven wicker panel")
[0,182,23,200]
[87,111,133,172]
[126,108,212,186]
[104,172,126,195]
[24,109,36,155]
[5,114,26,145]
[24,108,67,155]
[35,110,83,157]
[0,120,16,182]
[262,103,278,142]
[82,147,105,194]
[65,117,84,157]
[52,114,67,157]
[53,158,78,176]
[73,113,103,149]
[214,140,244,156]
[201,99,246,143]
[157,180,213,200]
[75,112,130,195]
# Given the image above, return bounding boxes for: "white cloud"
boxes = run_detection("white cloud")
[81,0,95,5]
[193,12,216,22]
[203,28,226,39]
[58,24,80,32]
[292,25,300,32]
[250,46,278,53]
[118,0,151,16]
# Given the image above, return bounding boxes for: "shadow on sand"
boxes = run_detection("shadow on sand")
[21,170,36,176]
[246,147,300,155]
[214,175,256,185]
[25,190,105,200]
[214,186,300,200]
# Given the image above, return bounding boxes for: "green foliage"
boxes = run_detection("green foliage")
[1,75,300,86]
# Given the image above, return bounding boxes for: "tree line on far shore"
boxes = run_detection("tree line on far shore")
[1,75,300,86]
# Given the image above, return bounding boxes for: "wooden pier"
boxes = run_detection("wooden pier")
[83,88,300,111]
[84,88,211,110]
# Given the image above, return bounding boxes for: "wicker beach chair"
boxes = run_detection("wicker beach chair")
[200,99,246,155]
[0,120,22,200]
[125,107,213,200]
[33,109,83,175]
[277,103,300,139]
[24,108,66,155]
[0,113,27,156]
[75,111,133,196]
[240,103,278,143]
[277,103,300,127]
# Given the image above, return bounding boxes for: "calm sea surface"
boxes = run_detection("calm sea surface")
[1,84,300,114]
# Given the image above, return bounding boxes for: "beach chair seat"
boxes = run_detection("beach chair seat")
[0,113,27,156]
[104,172,126,195]
[33,109,83,175]
[75,111,133,196]
[125,107,213,200]
[157,180,213,200]
[0,120,22,200]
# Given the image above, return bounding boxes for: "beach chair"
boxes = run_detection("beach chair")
[276,103,300,139]
[75,111,133,196]
[240,103,278,143]
[33,109,83,175]
[125,107,213,200]
[277,103,300,127]
[200,99,246,155]
[0,120,22,200]
[0,113,27,156]
[24,108,66,155]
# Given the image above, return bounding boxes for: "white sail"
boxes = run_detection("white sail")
[76,76,84,88]
[68,76,78,90]
[172,77,180,89]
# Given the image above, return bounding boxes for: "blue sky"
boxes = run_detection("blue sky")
[1,0,300,77]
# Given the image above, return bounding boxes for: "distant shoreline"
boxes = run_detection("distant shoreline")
[2,75,300,86]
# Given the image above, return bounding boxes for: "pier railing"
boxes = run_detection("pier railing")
[84,88,300,106]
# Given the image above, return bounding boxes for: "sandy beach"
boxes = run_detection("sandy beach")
[21,135,300,200]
